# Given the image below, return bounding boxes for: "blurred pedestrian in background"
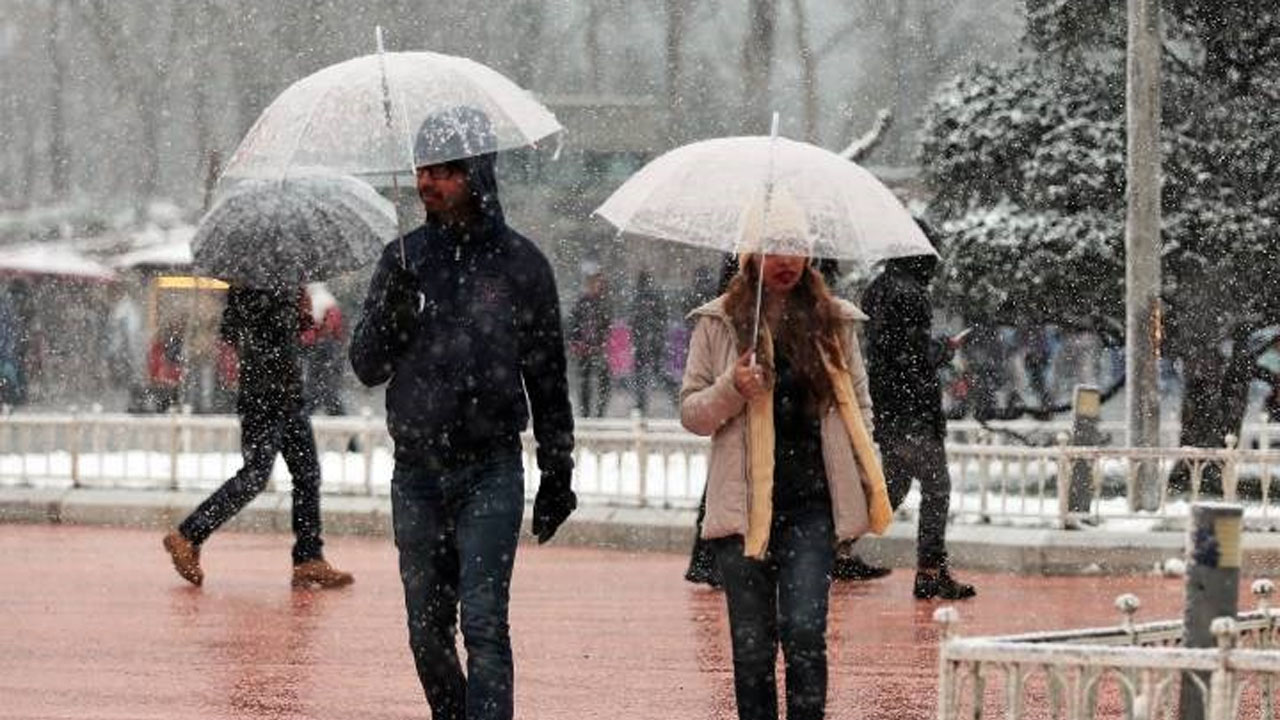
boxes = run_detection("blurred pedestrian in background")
[570,267,613,417]
[631,269,674,415]
[300,282,348,417]
[858,219,975,600]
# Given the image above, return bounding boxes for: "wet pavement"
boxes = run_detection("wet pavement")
[0,524,1222,719]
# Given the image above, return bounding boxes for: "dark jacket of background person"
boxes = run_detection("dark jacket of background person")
[632,272,667,363]
[348,152,574,476]
[861,255,950,442]
[222,286,308,413]
[569,280,611,358]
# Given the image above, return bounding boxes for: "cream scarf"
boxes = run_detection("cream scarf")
[742,327,893,559]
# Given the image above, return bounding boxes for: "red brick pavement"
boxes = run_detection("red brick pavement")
[0,524,1218,719]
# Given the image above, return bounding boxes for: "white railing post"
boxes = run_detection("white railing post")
[68,405,81,489]
[633,409,648,507]
[1056,432,1071,528]
[168,408,182,491]
[1206,618,1238,720]
[1222,434,1239,503]
[360,407,376,495]
[934,607,960,720]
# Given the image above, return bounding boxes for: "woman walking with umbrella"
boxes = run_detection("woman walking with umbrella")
[680,201,884,719]
[597,125,930,717]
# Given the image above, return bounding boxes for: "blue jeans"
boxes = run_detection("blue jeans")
[711,507,835,720]
[391,453,525,720]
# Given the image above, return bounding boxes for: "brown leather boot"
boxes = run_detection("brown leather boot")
[292,559,354,589]
[162,531,203,587]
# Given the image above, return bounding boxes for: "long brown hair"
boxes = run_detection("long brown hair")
[722,255,843,409]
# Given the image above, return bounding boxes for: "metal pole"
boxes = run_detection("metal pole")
[1126,0,1163,511]
[1179,502,1242,720]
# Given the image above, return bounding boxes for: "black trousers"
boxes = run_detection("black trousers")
[880,433,952,569]
[577,353,611,417]
[179,406,324,564]
[711,507,835,720]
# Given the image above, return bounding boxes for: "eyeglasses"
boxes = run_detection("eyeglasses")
[418,163,463,180]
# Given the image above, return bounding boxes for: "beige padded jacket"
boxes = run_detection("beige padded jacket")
[680,295,877,546]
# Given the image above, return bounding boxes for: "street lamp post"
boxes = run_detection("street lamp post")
[1126,0,1162,511]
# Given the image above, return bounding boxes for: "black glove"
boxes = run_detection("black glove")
[532,469,576,544]
[383,263,421,338]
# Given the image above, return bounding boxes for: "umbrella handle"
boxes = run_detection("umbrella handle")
[749,253,766,362]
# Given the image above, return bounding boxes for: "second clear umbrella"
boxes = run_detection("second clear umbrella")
[192,173,396,289]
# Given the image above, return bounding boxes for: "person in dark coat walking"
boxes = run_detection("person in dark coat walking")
[349,106,576,720]
[162,286,353,589]
[631,270,673,415]
[569,269,612,417]
[859,223,975,600]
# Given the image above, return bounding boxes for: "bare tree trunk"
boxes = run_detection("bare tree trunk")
[664,0,687,142]
[227,3,278,140]
[741,0,777,132]
[46,0,70,200]
[82,0,180,206]
[189,2,214,184]
[510,0,545,87]
[585,2,603,93]
[886,2,908,160]
[1171,339,1252,496]
[789,0,818,142]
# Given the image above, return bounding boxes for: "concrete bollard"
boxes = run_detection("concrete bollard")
[1067,385,1101,518]
[1179,502,1243,720]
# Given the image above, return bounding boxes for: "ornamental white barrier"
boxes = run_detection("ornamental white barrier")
[934,581,1280,720]
[0,409,708,509]
[4,409,1280,526]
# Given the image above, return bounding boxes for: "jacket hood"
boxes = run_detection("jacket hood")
[883,254,938,284]
[414,106,505,232]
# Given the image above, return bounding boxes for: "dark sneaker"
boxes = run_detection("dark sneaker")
[292,559,354,589]
[832,555,892,581]
[913,569,976,600]
[163,530,203,587]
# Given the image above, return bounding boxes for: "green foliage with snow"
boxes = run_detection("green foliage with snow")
[919,2,1280,356]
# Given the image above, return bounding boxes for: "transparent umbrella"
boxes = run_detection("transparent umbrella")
[594,134,934,269]
[221,30,562,180]
[192,173,396,289]
[596,128,935,351]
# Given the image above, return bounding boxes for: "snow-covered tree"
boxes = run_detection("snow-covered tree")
[920,0,1280,473]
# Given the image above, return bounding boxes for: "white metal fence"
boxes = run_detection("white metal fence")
[0,409,710,509]
[4,410,1280,527]
[934,580,1280,719]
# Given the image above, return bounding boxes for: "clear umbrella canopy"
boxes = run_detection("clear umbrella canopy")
[594,135,935,270]
[192,174,396,289]
[221,49,563,180]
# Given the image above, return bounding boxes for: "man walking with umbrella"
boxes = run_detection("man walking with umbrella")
[349,106,576,720]
[162,285,354,589]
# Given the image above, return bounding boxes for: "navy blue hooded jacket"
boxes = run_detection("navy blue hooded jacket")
[348,151,574,476]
